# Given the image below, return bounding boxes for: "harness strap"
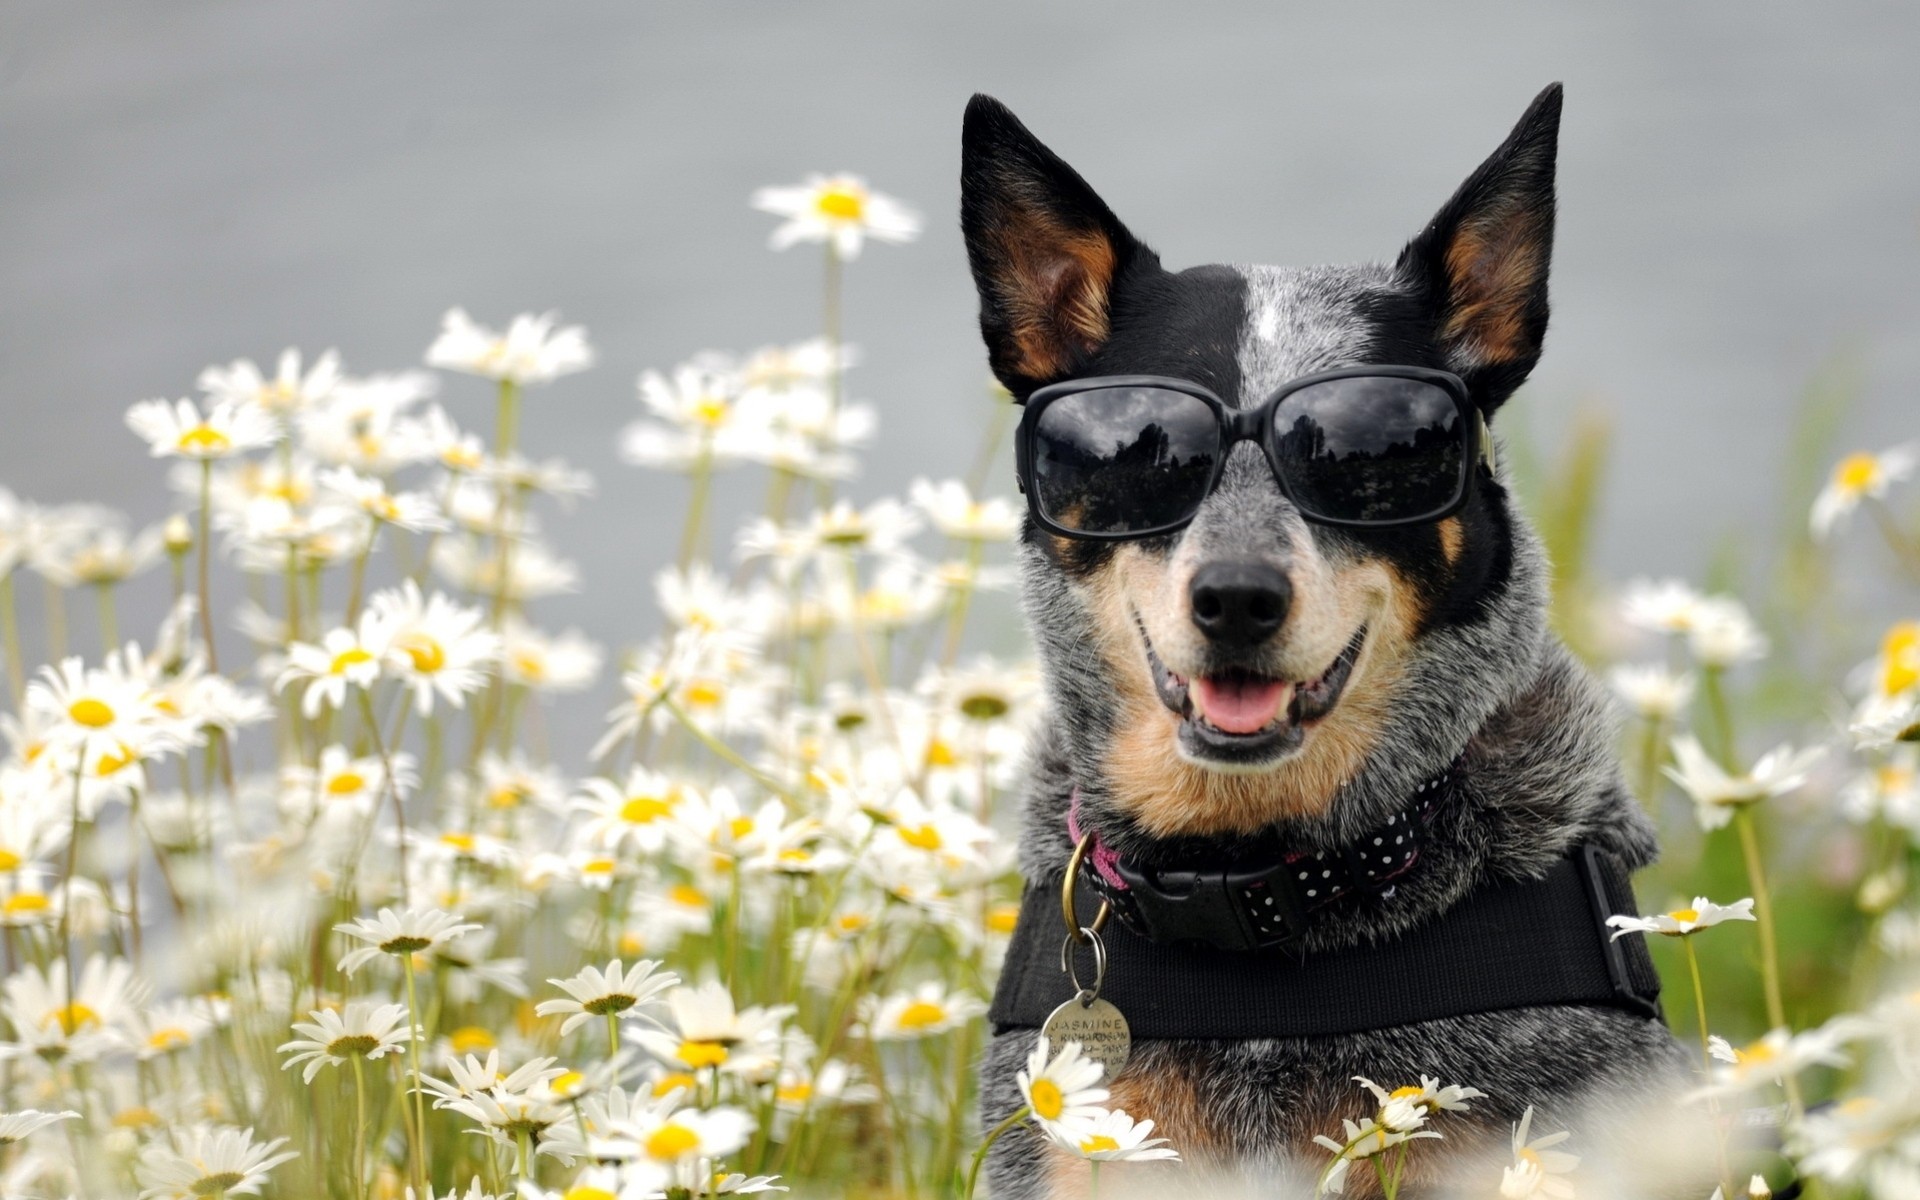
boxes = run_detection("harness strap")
[988,845,1663,1039]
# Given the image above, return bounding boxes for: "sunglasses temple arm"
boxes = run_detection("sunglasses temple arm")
[1477,409,1497,476]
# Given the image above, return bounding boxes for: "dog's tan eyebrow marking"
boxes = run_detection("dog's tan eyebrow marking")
[1437,515,1465,566]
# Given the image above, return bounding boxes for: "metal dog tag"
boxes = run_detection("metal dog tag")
[1043,992,1131,1078]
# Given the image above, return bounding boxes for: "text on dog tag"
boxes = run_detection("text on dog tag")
[1042,994,1131,1078]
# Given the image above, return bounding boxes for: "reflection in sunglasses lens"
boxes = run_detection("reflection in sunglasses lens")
[1031,387,1219,534]
[1270,377,1464,523]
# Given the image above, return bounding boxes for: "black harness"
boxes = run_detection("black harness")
[989,774,1664,1040]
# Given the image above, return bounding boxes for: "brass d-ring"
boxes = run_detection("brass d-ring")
[1062,831,1112,944]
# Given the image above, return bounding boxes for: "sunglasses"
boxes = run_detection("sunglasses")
[1014,365,1491,540]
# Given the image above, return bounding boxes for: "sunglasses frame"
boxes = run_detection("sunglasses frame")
[1014,364,1489,541]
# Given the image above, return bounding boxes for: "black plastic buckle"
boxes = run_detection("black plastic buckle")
[1575,845,1662,1021]
[1112,857,1309,951]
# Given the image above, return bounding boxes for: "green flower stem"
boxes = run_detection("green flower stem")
[939,538,984,669]
[351,1052,370,1200]
[678,445,715,571]
[1733,807,1787,1030]
[58,745,85,1006]
[964,1105,1031,1200]
[197,460,218,673]
[607,1011,620,1059]
[42,577,66,660]
[1701,667,1736,770]
[496,378,521,458]
[404,957,431,1196]
[0,572,23,708]
[357,692,411,908]
[1680,936,1713,1074]
[661,696,790,797]
[1866,496,1920,584]
[1733,805,1805,1117]
[1636,717,1666,810]
[345,517,377,623]
[94,583,118,653]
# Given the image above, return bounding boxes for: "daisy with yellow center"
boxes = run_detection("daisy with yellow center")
[1811,444,1916,538]
[751,173,922,260]
[574,769,686,854]
[1498,1106,1578,1199]
[631,980,791,1081]
[1048,1107,1180,1164]
[426,308,594,386]
[866,981,987,1041]
[535,957,678,1044]
[1607,896,1756,939]
[1015,1036,1110,1135]
[369,581,500,716]
[277,619,390,718]
[126,397,277,461]
[278,1000,415,1082]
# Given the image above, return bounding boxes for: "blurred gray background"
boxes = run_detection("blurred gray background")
[2,3,1916,751]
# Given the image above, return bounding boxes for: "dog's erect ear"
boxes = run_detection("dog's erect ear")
[961,94,1154,393]
[1398,83,1562,412]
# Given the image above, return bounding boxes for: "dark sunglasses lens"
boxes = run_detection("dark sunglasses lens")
[1270,377,1466,523]
[1030,387,1220,535]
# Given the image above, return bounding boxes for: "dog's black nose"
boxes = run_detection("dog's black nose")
[1190,561,1291,647]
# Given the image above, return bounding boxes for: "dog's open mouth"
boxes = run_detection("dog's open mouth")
[1141,622,1367,764]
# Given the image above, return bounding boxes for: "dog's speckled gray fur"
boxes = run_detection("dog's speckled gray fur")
[985,263,1691,1197]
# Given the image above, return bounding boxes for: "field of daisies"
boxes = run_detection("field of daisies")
[0,168,1916,1200]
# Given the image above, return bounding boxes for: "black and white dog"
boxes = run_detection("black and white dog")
[965,86,1699,1196]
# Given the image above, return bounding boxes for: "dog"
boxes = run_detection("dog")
[964,86,1698,1197]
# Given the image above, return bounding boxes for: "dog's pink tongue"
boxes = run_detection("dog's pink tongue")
[1193,676,1292,734]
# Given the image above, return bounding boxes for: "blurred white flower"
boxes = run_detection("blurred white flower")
[198,347,341,417]
[863,982,985,1040]
[133,1124,297,1200]
[126,397,277,460]
[910,478,1020,541]
[370,582,500,715]
[1688,596,1769,667]
[1046,1107,1180,1163]
[752,173,920,259]
[1607,663,1696,721]
[1812,445,1917,538]
[427,308,593,385]
[1620,578,1710,635]
[1664,734,1825,830]
[1498,1106,1577,1199]
[277,615,391,718]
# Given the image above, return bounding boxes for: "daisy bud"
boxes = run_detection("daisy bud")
[1747,1175,1771,1199]
[163,513,193,556]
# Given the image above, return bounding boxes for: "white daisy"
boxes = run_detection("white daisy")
[1498,1106,1578,1199]
[864,982,986,1041]
[751,173,921,259]
[499,618,601,693]
[126,397,278,460]
[369,582,500,716]
[1016,1036,1110,1134]
[536,958,679,1037]
[198,346,342,417]
[426,308,593,385]
[909,477,1021,541]
[1664,734,1825,830]
[1047,1107,1181,1163]
[335,906,483,975]
[1812,445,1917,538]
[1607,664,1696,722]
[1607,896,1756,939]
[317,466,450,534]
[278,1000,414,1082]
[0,1109,79,1144]
[277,616,392,718]
[134,1125,297,1200]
